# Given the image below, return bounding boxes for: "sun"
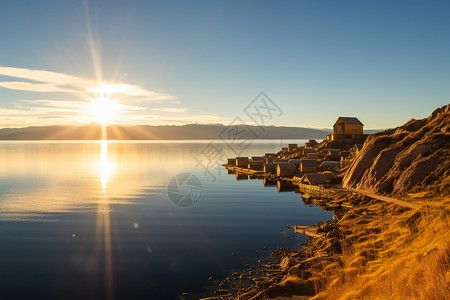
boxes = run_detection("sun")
[86,95,120,125]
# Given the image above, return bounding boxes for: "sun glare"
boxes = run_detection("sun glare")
[86,96,120,125]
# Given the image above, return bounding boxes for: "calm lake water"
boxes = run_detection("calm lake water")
[0,140,332,300]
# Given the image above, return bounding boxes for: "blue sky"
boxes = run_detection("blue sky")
[0,0,449,129]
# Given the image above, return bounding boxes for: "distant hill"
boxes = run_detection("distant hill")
[0,124,335,140]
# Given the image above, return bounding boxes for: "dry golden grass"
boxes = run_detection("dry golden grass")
[311,198,450,300]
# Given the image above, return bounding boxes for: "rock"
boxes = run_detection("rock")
[322,238,342,254]
[393,154,442,194]
[342,104,450,196]
[287,264,303,277]
[280,256,296,270]
[393,143,431,169]
[342,135,393,190]
[301,270,312,280]
[326,228,341,238]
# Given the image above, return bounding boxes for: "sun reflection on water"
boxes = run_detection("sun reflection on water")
[96,140,116,192]
[94,136,115,300]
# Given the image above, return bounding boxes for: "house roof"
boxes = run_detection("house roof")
[277,163,297,170]
[303,148,317,154]
[320,161,341,167]
[236,157,249,160]
[328,149,341,156]
[300,159,318,167]
[293,171,305,179]
[301,173,327,185]
[336,117,364,126]
[264,163,277,167]
[288,159,301,163]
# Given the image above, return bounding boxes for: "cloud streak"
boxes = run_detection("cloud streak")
[0,81,76,93]
[0,66,174,102]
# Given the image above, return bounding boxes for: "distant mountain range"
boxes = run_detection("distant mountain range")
[0,124,382,140]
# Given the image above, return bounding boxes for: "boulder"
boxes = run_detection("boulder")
[280,256,296,270]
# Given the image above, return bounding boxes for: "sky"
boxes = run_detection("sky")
[0,0,449,129]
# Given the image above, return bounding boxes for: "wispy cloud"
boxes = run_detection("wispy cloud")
[0,66,173,102]
[0,108,38,116]
[87,83,173,100]
[0,66,89,86]
[0,81,76,93]
[0,66,228,128]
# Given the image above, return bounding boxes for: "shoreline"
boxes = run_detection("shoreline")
[204,159,447,296]
[202,177,445,300]
[200,183,368,299]
[202,105,449,299]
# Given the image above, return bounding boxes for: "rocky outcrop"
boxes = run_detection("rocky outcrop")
[343,104,450,196]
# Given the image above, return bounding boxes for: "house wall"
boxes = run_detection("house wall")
[333,120,363,135]
[345,124,363,134]
[301,166,318,173]
[333,122,345,134]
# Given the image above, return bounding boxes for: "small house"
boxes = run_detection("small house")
[328,149,340,156]
[301,173,327,185]
[263,178,277,186]
[334,117,363,135]
[299,159,318,173]
[277,180,295,192]
[305,139,318,147]
[264,163,277,174]
[227,158,236,166]
[293,171,306,181]
[236,157,249,167]
[277,163,298,177]
[326,117,366,141]
[248,162,264,170]
[322,171,334,182]
[251,156,264,162]
[318,149,329,158]
[273,158,289,163]
[266,157,277,163]
[307,153,319,159]
[303,148,316,154]
[288,159,301,168]
[236,173,248,180]
[320,161,341,171]
[288,144,297,151]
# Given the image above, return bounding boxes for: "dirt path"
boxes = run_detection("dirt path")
[349,188,419,209]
